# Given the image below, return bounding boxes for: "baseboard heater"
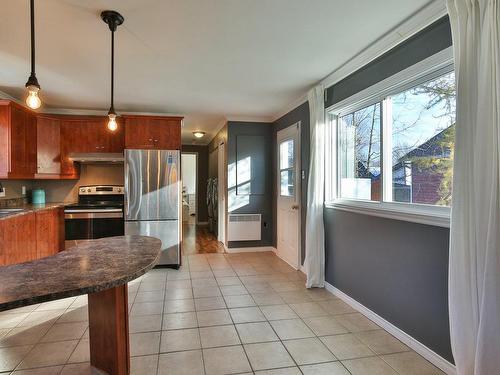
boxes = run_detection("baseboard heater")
[227,214,261,241]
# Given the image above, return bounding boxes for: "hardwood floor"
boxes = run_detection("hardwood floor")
[182,223,225,254]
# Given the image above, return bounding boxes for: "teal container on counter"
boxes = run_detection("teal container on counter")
[32,189,46,205]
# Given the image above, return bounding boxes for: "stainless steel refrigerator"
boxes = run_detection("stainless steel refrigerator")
[124,149,181,267]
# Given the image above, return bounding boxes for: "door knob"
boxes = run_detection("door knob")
[291,205,299,210]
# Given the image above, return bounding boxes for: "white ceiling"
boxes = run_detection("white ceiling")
[0,0,432,144]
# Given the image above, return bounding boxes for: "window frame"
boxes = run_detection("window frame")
[325,47,454,228]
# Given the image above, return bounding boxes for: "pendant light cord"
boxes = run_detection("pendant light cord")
[30,0,36,77]
[110,29,115,112]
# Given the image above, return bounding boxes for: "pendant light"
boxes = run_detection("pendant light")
[25,0,41,109]
[101,10,124,132]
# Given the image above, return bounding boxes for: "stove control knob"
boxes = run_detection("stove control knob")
[117,188,122,193]
[87,188,91,193]
[80,188,85,193]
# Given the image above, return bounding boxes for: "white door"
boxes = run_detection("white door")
[217,143,226,244]
[277,123,301,269]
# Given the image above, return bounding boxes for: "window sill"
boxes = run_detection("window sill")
[324,199,450,228]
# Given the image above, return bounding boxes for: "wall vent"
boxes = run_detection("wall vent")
[227,214,261,241]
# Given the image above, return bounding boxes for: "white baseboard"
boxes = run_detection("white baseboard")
[225,246,276,253]
[324,282,456,375]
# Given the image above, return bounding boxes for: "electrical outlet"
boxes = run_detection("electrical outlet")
[22,186,26,195]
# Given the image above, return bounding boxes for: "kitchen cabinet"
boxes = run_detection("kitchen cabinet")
[60,116,124,177]
[0,207,65,266]
[0,100,37,179]
[124,115,182,150]
[36,115,61,176]
[35,207,65,258]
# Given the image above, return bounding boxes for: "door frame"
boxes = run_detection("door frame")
[276,122,302,270]
[181,152,198,224]
[217,143,226,244]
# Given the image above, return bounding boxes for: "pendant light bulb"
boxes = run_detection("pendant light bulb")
[107,113,118,131]
[25,85,41,109]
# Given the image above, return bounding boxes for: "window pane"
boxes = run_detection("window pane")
[280,170,295,196]
[338,103,381,201]
[280,139,294,170]
[391,71,455,206]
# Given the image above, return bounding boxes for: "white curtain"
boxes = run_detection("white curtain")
[447,1,500,374]
[304,85,325,288]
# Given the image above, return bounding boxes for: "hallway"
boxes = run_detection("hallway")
[182,223,225,255]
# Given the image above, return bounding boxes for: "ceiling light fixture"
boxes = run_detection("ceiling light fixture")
[193,131,205,139]
[101,10,124,132]
[25,0,41,110]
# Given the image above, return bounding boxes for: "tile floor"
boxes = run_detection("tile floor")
[0,251,445,375]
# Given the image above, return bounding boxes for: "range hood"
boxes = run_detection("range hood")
[68,153,124,164]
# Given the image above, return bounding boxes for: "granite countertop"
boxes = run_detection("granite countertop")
[0,235,162,312]
[0,202,68,221]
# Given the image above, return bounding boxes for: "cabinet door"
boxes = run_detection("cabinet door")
[3,213,37,264]
[87,119,124,153]
[60,120,87,176]
[36,208,64,258]
[37,117,61,175]
[157,119,181,149]
[9,106,28,175]
[124,118,154,149]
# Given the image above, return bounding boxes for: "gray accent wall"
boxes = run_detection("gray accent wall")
[272,102,310,263]
[227,121,273,248]
[324,209,453,362]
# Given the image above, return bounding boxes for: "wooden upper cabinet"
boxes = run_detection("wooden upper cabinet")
[123,115,182,150]
[0,100,37,179]
[36,115,61,176]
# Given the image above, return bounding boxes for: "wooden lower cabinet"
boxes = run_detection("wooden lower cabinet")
[0,207,64,266]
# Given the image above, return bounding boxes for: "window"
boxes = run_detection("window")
[280,139,295,196]
[327,63,455,226]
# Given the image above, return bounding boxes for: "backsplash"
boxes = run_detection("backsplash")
[34,164,124,203]
[0,180,33,200]
[0,197,28,207]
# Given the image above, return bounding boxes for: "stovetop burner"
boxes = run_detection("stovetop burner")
[65,185,124,211]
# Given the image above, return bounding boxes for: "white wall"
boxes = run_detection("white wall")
[182,154,197,195]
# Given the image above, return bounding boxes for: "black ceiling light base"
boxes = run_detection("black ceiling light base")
[25,73,40,89]
[101,10,124,32]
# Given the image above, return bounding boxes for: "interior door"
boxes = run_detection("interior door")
[276,123,301,269]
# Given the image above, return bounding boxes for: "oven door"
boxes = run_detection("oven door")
[65,209,124,241]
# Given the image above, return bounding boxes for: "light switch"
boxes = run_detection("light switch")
[22,186,26,195]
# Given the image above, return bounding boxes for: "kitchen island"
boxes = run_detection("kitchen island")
[0,235,162,375]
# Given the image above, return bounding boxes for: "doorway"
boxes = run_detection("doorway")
[181,153,197,225]
[276,122,301,269]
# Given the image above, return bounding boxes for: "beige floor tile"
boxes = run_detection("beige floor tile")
[130,331,160,356]
[194,297,226,311]
[319,300,356,315]
[224,294,256,308]
[164,299,195,314]
[279,291,313,304]
[57,307,88,323]
[40,322,87,343]
[301,361,351,375]
[163,312,198,330]
[289,302,329,318]
[200,325,240,348]
[220,285,249,296]
[67,339,89,363]
[191,278,218,288]
[60,362,94,375]
[190,271,214,279]
[320,334,374,360]
[260,305,298,321]
[160,328,200,353]
[303,315,349,336]
[192,286,221,298]
[335,313,379,332]
[131,354,158,375]
[129,314,162,333]
[12,365,63,374]
[244,341,295,371]
[138,282,166,293]
[166,279,192,289]
[229,307,266,323]
[203,345,251,375]
[305,288,337,301]
[251,292,285,306]
[270,319,314,340]
[166,288,193,300]
[0,324,52,347]
[0,313,30,329]
[130,302,163,316]
[216,276,242,286]
[213,269,237,278]
[283,337,337,365]
[0,345,33,372]
[343,356,399,375]
[196,309,232,327]
[236,322,279,344]
[35,298,75,311]
[18,340,78,369]
[245,282,272,294]
[381,351,446,375]
[134,291,165,303]
[355,329,409,355]
[255,368,301,375]
[0,306,38,316]
[158,349,204,375]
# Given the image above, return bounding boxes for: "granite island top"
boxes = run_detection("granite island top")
[0,235,162,312]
